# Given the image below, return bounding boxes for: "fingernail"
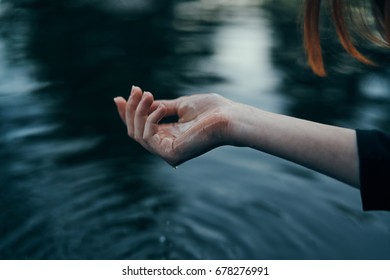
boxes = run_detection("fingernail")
[113,97,120,103]
[143,91,151,99]
[130,85,135,96]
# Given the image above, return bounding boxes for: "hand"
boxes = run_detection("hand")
[114,86,232,166]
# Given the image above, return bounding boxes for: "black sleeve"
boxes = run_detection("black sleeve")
[356,129,390,211]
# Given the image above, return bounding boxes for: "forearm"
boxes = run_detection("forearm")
[227,103,360,188]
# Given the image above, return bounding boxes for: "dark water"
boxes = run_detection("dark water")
[1,0,390,259]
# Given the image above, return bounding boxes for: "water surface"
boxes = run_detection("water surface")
[1,0,390,259]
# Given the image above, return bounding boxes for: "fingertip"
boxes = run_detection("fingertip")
[128,86,143,101]
[113,97,127,124]
[114,96,127,105]
[142,91,155,104]
[158,103,167,112]
[143,91,153,98]
[149,101,160,113]
[133,86,142,95]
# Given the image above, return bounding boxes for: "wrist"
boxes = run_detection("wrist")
[224,101,260,147]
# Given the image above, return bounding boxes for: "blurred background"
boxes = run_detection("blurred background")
[0,0,390,259]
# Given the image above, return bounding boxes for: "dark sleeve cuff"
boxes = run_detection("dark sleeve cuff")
[356,129,390,211]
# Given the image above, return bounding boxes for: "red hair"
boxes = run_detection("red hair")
[304,0,390,76]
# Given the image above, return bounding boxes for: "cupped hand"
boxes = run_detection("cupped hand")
[114,86,233,166]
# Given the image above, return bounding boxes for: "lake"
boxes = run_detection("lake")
[0,0,389,259]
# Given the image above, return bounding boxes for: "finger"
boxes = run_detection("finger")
[113,97,127,124]
[134,91,154,142]
[152,99,180,116]
[144,104,167,139]
[149,102,161,114]
[126,86,143,138]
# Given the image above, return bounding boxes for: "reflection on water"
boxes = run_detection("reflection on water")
[0,0,390,259]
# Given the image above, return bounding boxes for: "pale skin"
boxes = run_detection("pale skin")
[114,86,361,188]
